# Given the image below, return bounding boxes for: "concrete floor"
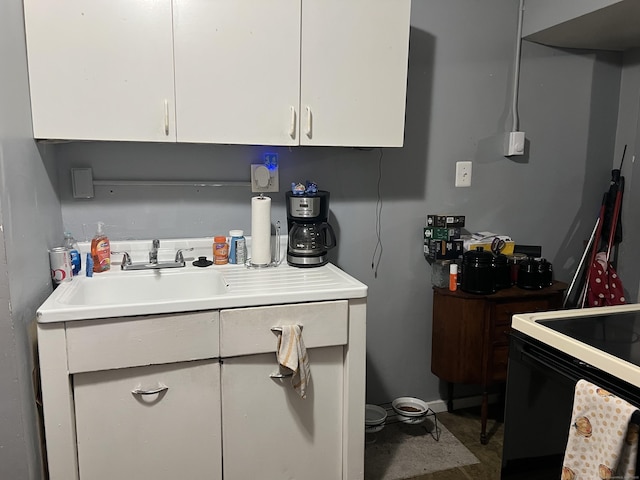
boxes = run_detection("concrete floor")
[409,406,504,480]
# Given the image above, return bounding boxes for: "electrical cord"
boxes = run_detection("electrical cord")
[511,0,525,131]
[371,148,384,278]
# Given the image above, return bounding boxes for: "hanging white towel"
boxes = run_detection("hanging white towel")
[562,379,639,480]
[275,325,311,399]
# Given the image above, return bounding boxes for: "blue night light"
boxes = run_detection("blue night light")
[263,153,278,171]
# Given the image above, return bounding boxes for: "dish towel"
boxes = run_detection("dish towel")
[275,325,311,399]
[562,379,639,480]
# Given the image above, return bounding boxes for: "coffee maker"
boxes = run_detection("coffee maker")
[286,190,336,267]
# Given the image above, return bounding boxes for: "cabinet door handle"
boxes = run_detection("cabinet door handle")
[164,99,169,136]
[289,106,296,138]
[305,106,312,138]
[132,384,169,396]
[270,371,293,379]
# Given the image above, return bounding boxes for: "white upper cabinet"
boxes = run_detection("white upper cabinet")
[522,0,640,51]
[23,0,177,142]
[300,0,411,147]
[173,0,301,146]
[23,0,411,146]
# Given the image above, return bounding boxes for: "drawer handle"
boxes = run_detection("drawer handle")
[271,325,303,333]
[132,384,169,396]
[270,371,293,379]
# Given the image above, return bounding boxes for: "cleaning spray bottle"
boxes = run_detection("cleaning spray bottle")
[91,222,111,273]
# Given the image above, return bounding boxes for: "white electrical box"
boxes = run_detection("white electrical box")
[505,131,525,156]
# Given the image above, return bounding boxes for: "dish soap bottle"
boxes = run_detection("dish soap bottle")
[91,222,111,273]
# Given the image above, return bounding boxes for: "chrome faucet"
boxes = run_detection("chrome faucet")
[116,243,195,271]
[150,239,160,265]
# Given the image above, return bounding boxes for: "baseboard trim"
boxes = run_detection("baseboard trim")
[427,393,502,413]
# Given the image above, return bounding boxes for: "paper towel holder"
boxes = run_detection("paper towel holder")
[245,221,283,269]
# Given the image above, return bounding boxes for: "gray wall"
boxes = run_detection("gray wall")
[0,0,63,479]
[614,48,640,303]
[0,3,630,478]
[54,1,622,406]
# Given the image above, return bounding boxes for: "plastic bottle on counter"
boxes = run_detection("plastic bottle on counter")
[213,236,229,265]
[228,230,246,265]
[90,222,111,273]
[63,231,82,276]
[449,263,458,291]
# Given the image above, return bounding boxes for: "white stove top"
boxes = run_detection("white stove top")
[512,303,640,388]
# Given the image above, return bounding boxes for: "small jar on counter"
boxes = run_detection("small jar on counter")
[228,230,246,265]
[213,236,229,265]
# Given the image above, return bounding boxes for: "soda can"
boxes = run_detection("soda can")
[49,247,73,285]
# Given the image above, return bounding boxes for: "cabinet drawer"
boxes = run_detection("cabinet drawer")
[66,311,219,374]
[494,300,552,325]
[492,324,511,346]
[220,301,348,357]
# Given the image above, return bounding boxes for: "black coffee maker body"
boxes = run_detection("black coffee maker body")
[286,190,337,267]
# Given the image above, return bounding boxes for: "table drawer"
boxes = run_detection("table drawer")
[220,301,348,357]
[66,311,219,374]
[494,299,552,325]
[492,323,511,346]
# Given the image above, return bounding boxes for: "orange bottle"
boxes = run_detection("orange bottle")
[449,263,458,291]
[91,222,111,272]
[213,236,229,265]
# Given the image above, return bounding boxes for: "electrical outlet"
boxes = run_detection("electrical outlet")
[504,131,525,156]
[455,161,472,187]
[251,164,279,193]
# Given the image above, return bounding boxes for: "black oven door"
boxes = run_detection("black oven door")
[501,331,640,479]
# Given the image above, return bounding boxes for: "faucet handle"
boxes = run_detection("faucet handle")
[175,247,195,264]
[152,239,160,248]
[112,251,132,269]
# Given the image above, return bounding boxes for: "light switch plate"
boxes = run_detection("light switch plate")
[455,161,472,187]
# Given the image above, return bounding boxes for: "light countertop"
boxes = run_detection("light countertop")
[38,237,367,323]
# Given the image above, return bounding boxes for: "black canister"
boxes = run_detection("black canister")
[493,254,512,290]
[538,258,554,287]
[461,247,496,295]
[517,258,544,289]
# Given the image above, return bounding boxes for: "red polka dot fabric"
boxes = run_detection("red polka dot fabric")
[587,252,626,307]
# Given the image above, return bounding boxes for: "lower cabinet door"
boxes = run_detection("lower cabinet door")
[221,346,344,480]
[73,359,222,480]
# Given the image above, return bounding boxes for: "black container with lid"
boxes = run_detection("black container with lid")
[517,258,554,289]
[493,254,512,290]
[461,247,496,295]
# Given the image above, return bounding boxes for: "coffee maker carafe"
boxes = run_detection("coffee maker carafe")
[286,190,336,267]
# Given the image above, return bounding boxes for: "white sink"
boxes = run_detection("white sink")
[58,268,230,307]
[36,237,367,323]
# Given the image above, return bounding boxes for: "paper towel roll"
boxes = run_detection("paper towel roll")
[251,195,272,265]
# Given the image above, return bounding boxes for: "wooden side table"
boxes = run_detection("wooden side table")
[431,281,567,444]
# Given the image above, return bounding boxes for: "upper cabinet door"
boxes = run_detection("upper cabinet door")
[23,0,176,142]
[173,0,301,145]
[300,0,411,147]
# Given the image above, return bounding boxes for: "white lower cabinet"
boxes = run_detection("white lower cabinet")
[73,360,222,480]
[38,299,366,479]
[221,348,344,479]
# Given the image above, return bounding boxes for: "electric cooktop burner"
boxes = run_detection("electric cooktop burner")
[539,312,640,368]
